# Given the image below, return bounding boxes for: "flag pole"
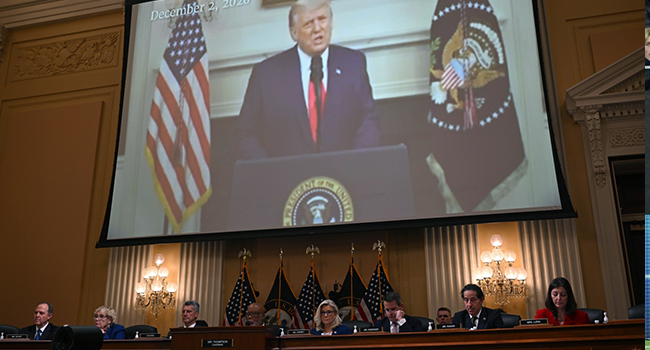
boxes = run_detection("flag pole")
[350,243,355,320]
[277,248,283,325]
[237,248,252,326]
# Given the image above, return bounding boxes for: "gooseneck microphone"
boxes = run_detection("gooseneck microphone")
[310,55,323,150]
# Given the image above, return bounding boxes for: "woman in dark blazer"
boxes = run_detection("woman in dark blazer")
[93,306,126,339]
[310,300,352,335]
[535,277,590,326]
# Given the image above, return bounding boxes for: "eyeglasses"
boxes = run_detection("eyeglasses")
[385,307,400,313]
[463,297,480,303]
[246,312,263,317]
[321,310,335,315]
[93,314,107,320]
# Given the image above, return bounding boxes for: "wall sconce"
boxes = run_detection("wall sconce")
[476,235,527,306]
[135,254,177,318]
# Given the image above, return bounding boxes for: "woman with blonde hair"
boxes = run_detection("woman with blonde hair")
[310,299,352,335]
[93,306,125,339]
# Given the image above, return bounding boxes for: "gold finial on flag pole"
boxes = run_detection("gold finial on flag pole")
[373,240,386,255]
[306,244,320,262]
[238,248,252,266]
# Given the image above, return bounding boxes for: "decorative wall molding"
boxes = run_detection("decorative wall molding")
[10,31,120,81]
[609,128,644,148]
[584,109,606,188]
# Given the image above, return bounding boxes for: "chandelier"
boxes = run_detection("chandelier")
[135,254,177,318]
[475,235,528,306]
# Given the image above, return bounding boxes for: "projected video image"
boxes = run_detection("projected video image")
[105,0,564,241]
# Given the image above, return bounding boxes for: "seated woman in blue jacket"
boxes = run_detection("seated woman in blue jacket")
[93,306,126,339]
[310,299,352,335]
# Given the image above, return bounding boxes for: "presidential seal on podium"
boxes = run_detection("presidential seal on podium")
[283,176,353,226]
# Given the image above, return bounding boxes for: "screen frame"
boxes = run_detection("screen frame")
[96,0,576,248]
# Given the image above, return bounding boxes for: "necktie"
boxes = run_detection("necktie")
[35,329,42,340]
[390,322,398,333]
[471,316,478,328]
[308,80,326,144]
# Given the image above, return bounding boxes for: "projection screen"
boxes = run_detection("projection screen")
[99,0,574,246]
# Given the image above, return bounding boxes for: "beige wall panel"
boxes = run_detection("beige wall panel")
[0,10,123,327]
[0,99,102,327]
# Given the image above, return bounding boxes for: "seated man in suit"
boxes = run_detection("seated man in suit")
[235,0,380,160]
[182,300,208,328]
[452,284,503,330]
[245,302,265,326]
[19,302,59,340]
[374,291,423,333]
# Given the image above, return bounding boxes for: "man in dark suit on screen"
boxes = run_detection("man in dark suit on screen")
[235,0,379,160]
[374,291,423,333]
[452,284,503,330]
[19,302,59,340]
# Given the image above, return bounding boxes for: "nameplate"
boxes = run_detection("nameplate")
[437,324,459,329]
[520,318,548,325]
[361,327,381,332]
[287,329,309,335]
[140,333,160,338]
[202,339,233,347]
[7,334,28,339]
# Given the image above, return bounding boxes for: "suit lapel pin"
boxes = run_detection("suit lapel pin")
[336,68,341,75]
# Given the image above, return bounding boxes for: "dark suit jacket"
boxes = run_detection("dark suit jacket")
[19,323,59,340]
[236,44,380,160]
[374,315,423,333]
[452,307,504,329]
[104,324,125,339]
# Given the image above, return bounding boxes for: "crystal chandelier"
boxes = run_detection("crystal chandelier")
[135,254,177,318]
[475,235,528,306]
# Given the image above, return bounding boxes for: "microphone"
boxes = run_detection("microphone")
[310,55,323,149]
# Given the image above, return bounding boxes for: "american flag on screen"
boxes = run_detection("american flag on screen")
[223,265,257,326]
[145,0,212,234]
[292,262,327,329]
[357,255,393,323]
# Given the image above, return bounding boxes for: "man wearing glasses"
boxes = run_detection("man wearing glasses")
[374,292,423,333]
[245,302,266,326]
[452,284,503,329]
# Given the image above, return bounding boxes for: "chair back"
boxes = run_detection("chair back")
[501,313,521,328]
[124,325,158,339]
[578,308,604,324]
[627,304,644,319]
[411,316,435,330]
[340,320,373,331]
[0,324,19,335]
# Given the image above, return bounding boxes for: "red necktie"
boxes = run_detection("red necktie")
[308,80,326,143]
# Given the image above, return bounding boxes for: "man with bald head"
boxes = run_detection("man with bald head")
[236,0,379,160]
[19,302,59,340]
[245,302,265,326]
